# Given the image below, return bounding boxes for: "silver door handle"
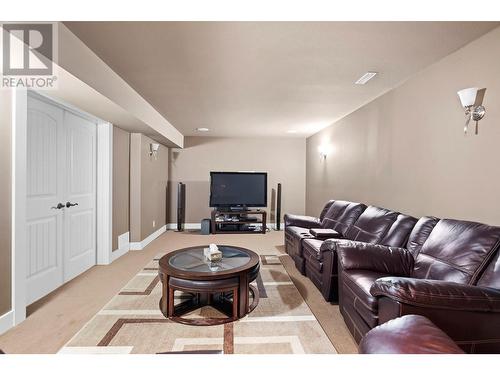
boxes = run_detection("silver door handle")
[66,202,79,208]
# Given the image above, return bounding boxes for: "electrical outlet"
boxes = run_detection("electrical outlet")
[153,220,156,228]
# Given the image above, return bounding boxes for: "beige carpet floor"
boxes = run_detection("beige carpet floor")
[0,230,357,354]
[60,253,336,354]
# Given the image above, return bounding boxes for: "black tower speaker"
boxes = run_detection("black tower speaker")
[177,182,186,231]
[276,183,282,230]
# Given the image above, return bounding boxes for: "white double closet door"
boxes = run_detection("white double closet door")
[26,94,97,305]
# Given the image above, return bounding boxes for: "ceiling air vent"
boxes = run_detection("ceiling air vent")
[355,71,378,85]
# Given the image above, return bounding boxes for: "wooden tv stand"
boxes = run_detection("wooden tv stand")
[211,209,267,234]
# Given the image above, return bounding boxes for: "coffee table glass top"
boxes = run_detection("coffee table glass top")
[168,246,251,273]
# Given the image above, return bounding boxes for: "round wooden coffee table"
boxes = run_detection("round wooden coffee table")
[158,245,260,326]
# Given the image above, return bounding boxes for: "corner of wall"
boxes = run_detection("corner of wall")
[129,133,142,243]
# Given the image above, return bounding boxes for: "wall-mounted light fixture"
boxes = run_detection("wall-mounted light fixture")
[457,87,486,135]
[318,144,331,160]
[149,143,160,160]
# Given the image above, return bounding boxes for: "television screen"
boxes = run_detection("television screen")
[210,172,267,207]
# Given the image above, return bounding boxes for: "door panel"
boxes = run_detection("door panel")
[26,94,97,303]
[26,217,58,277]
[26,111,57,197]
[63,111,97,282]
[26,96,64,305]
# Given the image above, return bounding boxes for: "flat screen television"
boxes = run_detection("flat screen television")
[209,171,267,208]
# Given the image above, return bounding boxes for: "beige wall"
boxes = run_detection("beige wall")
[306,26,500,226]
[0,90,12,315]
[112,126,130,250]
[130,133,169,241]
[168,136,306,224]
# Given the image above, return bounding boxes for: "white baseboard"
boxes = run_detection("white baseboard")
[0,310,14,335]
[269,223,284,231]
[166,223,283,231]
[130,225,166,250]
[111,232,130,262]
[166,223,201,230]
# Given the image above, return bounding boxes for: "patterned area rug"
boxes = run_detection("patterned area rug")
[59,254,337,354]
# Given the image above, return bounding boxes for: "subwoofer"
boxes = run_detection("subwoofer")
[276,183,282,230]
[201,219,211,235]
[177,182,186,231]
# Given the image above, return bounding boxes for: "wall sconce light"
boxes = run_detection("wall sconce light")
[149,143,160,160]
[318,144,331,160]
[457,87,486,135]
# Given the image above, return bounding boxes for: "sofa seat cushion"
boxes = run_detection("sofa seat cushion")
[342,270,390,328]
[286,226,316,241]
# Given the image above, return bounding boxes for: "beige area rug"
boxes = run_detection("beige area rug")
[59,253,337,354]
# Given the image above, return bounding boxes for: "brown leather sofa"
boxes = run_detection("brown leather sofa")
[284,200,366,275]
[302,205,417,301]
[359,315,464,354]
[337,217,500,353]
[284,200,334,273]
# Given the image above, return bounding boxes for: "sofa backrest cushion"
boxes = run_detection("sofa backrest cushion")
[380,214,418,248]
[411,219,500,284]
[406,216,440,257]
[344,206,399,243]
[477,250,500,289]
[320,201,366,236]
[319,200,335,221]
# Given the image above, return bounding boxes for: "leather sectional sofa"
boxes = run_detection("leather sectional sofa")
[285,201,500,353]
[285,201,417,301]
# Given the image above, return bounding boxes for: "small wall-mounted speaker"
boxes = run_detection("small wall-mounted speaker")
[276,183,282,230]
[177,182,186,231]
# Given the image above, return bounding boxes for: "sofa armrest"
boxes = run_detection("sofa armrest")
[359,315,464,354]
[284,213,321,229]
[319,238,340,253]
[335,241,413,276]
[371,277,500,312]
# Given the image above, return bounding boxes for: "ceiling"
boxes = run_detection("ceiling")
[65,22,498,138]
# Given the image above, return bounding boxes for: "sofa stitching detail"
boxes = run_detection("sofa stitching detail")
[416,253,474,276]
[374,294,497,311]
[343,275,377,312]
[455,338,500,344]
[373,282,500,301]
[371,283,500,311]
[471,239,500,284]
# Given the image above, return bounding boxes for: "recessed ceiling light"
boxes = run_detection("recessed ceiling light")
[355,71,378,85]
[196,127,210,132]
[286,130,298,134]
